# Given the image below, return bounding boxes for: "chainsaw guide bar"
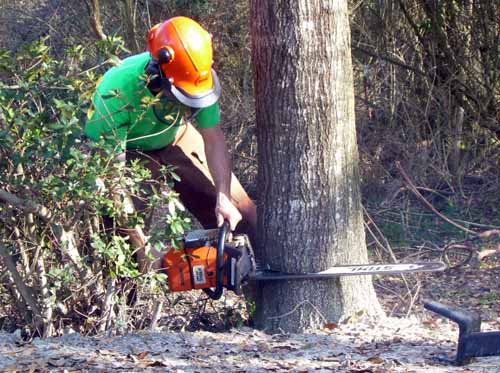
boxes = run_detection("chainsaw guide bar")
[251,261,447,281]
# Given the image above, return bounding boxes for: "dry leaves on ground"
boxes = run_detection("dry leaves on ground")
[2,314,500,372]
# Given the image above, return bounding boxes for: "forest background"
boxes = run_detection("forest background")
[0,0,498,338]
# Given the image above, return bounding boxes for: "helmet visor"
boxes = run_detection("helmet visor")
[169,69,221,108]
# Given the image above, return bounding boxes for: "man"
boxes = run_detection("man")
[85,16,257,271]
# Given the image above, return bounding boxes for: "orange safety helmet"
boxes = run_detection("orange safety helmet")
[147,16,221,108]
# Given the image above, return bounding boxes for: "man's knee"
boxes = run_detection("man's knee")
[235,198,257,248]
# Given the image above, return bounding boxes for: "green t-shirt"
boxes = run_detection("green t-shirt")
[85,52,220,152]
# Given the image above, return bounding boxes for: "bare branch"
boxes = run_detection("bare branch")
[0,189,53,222]
[396,161,477,235]
[121,0,141,53]
[0,243,41,318]
[85,0,107,41]
[353,44,427,77]
[0,189,86,272]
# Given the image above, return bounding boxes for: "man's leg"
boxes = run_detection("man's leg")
[129,122,257,246]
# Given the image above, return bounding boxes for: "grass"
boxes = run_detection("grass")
[479,292,500,306]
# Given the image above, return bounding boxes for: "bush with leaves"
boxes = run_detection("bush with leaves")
[0,37,190,337]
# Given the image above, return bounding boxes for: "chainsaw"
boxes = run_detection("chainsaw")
[162,221,446,300]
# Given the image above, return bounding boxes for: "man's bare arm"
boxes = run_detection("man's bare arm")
[198,126,242,230]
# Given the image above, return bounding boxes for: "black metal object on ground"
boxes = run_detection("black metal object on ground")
[424,300,500,365]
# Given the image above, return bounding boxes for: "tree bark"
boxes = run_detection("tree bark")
[251,0,382,333]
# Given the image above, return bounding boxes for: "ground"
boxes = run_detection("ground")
[1,258,499,372]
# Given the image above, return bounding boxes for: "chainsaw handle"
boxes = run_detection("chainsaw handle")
[203,220,229,300]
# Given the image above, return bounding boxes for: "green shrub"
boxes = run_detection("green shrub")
[0,37,188,337]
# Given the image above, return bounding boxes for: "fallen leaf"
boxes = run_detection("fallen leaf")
[422,319,439,328]
[367,356,384,364]
[137,351,149,360]
[272,343,298,351]
[47,358,69,367]
[324,322,339,330]
[148,360,169,367]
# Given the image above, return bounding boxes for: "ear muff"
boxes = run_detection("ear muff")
[146,59,160,76]
[145,59,167,93]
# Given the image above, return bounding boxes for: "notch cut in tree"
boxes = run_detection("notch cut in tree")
[251,0,383,333]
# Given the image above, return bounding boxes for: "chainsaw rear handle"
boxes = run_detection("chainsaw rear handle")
[203,220,229,300]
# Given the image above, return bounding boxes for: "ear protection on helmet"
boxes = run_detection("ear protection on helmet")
[145,59,173,96]
[144,59,201,120]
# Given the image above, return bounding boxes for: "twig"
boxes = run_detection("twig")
[0,189,53,222]
[100,278,116,332]
[395,161,477,235]
[363,206,413,297]
[26,212,53,338]
[363,222,384,261]
[3,272,29,318]
[374,282,407,304]
[363,206,398,263]
[354,43,427,77]
[478,246,500,261]
[405,281,421,318]
[0,190,90,278]
[12,227,30,274]
[233,153,257,162]
[453,219,500,230]
[477,229,500,239]
[84,0,107,41]
[150,300,163,330]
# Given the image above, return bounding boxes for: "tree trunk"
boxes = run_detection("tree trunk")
[251,0,383,333]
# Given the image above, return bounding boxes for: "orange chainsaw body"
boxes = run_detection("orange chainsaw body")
[161,229,255,296]
[163,246,228,292]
